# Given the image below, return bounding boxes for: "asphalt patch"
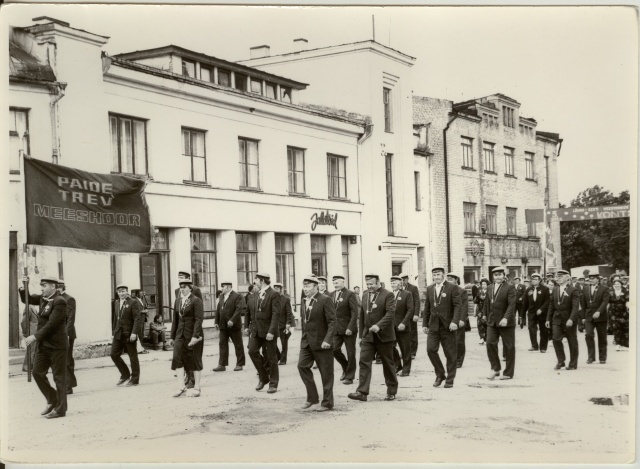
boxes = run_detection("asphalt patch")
[590,397,614,406]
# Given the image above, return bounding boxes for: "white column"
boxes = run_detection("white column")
[213,66,219,85]
[294,233,312,281]
[216,230,237,288]
[257,232,276,279]
[169,228,191,301]
[347,236,363,291]
[116,254,140,291]
[326,234,343,280]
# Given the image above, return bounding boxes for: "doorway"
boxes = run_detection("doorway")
[9,232,19,348]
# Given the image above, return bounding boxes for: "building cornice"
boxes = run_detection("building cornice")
[21,22,109,47]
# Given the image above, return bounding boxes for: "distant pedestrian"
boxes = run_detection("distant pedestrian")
[446,273,468,369]
[608,279,629,350]
[474,278,489,345]
[273,283,295,365]
[390,275,414,376]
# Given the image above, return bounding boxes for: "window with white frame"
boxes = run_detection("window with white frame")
[287,146,305,194]
[182,127,206,183]
[238,137,259,189]
[109,113,147,175]
[327,154,347,199]
[506,207,517,235]
[504,147,515,176]
[464,202,476,233]
[486,205,498,234]
[483,141,495,173]
[525,152,535,180]
[461,136,473,168]
[9,108,29,173]
[383,87,393,132]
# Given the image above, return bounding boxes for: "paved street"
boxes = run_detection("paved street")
[5,324,633,464]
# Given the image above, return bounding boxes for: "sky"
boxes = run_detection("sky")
[3,4,638,205]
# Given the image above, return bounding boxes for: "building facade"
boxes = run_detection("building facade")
[413,94,562,284]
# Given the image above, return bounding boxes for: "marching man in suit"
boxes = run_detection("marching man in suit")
[273,282,295,365]
[423,267,461,388]
[174,271,202,389]
[446,273,469,369]
[546,270,580,370]
[213,281,246,372]
[580,273,610,364]
[298,276,337,411]
[248,273,281,394]
[514,277,527,328]
[482,266,517,380]
[390,275,414,376]
[331,275,359,385]
[401,273,421,360]
[523,273,550,352]
[348,274,398,401]
[57,281,77,394]
[110,284,142,387]
[20,276,68,419]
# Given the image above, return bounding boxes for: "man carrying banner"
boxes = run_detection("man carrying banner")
[111,284,142,387]
[20,276,69,419]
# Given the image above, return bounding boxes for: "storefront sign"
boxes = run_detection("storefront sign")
[311,210,338,231]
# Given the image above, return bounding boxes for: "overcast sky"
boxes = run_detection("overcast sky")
[4,4,637,205]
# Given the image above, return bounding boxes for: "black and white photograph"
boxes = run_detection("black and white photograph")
[1,2,637,465]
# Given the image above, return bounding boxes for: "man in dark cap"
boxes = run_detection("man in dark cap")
[390,275,414,376]
[273,282,295,365]
[57,281,77,394]
[522,273,550,352]
[213,281,246,372]
[174,271,202,388]
[514,277,527,329]
[400,273,421,360]
[331,275,359,385]
[348,274,397,401]
[298,276,336,411]
[423,267,461,388]
[248,273,281,394]
[546,270,580,370]
[20,276,68,418]
[111,284,142,387]
[580,272,610,364]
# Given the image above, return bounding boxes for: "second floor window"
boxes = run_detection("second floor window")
[463,202,476,233]
[287,146,305,194]
[461,136,473,168]
[383,87,393,132]
[502,106,515,128]
[109,113,147,175]
[483,142,495,173]
[9,108,29,173]
[182,128,206,183]
[250,78,262,94]
[527,220,537,237]
[327,154,347,199]
[525,152,535,179]
[265,82,276,99]
[486,205,497,234]
[504,147,515,176]
[239,138,259,189]
[506,207,517,235]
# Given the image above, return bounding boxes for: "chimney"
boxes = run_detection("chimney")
[250,45,270,59]
[293,38,309,52]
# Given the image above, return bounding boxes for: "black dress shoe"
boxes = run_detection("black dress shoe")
[267,386,277,394]
[343,378,353,385]
[566,366,577,370]
[116,378,129,386]
[255,381,268,391]
[528,348,539,352]
[45,410,64,419]
[444,382,454,388]
[340,372,346,381]
[234,366,243,371]
[301,401,319,409]
[399,372,410,377]
[66,388,73,395]
[41,403,55,416]
[433,377,444,387]
[587,359,595,364]
[599,361,606,364]
[316,405,332,412]
[347,392,367,401]
[553,363,565,370]
[213,365,226,372]
[125,380,138,387]
[278,360,286,365]
[540,350,547,353]
[384,394,396,401]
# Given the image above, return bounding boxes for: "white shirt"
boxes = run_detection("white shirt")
[435,282,444,296]
[223,291,231,305]
[494,282,503,295]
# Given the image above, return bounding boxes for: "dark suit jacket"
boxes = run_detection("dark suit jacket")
[359,288,396,343]
[251,286,281,339]
[392,289,413,332]
[458,286,469,322]
[471,284,479,301]
[171,293,204,341]
[484,282,516,327]
[423,281,461,330]
[522,285,550,316]
[20,290,68,350]
[547,285,580,325]
[244,291,258,331]
[215,291,245,331]
[300,293,336,350]
[580,284,610,323]
[278,294,295,331]
[113,295,142,339]
[331,288,358,335]
[61,292,77,340]
[405,283,421,319]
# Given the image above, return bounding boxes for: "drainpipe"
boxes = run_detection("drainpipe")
[356,121,373,283]
[442,113,458,272]
[48,82,67,164]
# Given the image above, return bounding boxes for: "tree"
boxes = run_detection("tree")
[560,185,630,272]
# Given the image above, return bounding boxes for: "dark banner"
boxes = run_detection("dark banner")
[24,157,152,253]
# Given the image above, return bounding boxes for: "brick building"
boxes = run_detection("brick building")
[413,94,562,283]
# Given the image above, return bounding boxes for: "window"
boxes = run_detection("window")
[527,220,538,237]
[414,171,422,211]
[385,154,394,235]
[109,113,147,175]
[191,231,217,319]
[483,142,495,173]
[461,136,473,168]
[200,66,212,82]
[502,105,515,128]
[504,147,515,176]
[327,154,347,199]
[383,87,393,132]
[182,128,206,183]
[287,147,305,194]
[413,124,429,151]
[525,152,535,180]
[486,205,497,234]
[281,86,292,103]
[236,233,258,292]
[218,69,231,87]
[250,78,262,94]
[463,202,476,233]
[265,82,276,99]
[341,236,350,286]
[9,108,29,173]
[310,235,327,277]
[182,59,195,78]
[234,72,248,92]
[506,207,517,235]
[275,234,296,300]
[238,138,259,189]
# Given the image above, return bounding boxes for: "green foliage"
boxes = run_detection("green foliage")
[560,185,630,271]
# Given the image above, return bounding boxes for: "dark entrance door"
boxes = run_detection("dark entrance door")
[9,232,19,348]
[140,254,161,337]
